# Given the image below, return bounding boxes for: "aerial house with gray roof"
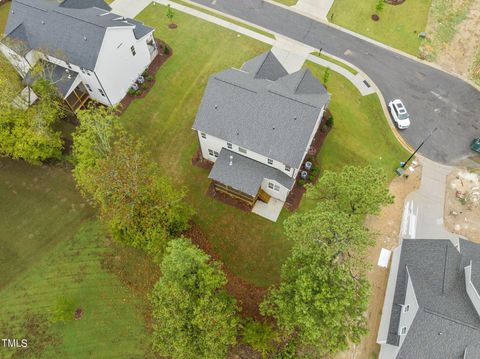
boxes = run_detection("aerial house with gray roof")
[192,51,329,221]
[377,238,480,359]
[0,0,157,111]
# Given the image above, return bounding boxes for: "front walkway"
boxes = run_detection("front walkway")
[292,0,334,21]
[110,0,152,18]
[400,157,462,244]
[252,197,285,222]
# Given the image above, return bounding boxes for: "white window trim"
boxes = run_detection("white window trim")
[400,327,407,335]
[403,305,410,313]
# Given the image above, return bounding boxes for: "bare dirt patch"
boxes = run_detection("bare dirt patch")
[444,168,480,242]
[335,165,422,359]
[422,0,480,82]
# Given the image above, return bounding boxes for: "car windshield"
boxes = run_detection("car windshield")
[398,111,409,121]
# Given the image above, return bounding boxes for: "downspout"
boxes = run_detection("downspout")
[93,70,113,106]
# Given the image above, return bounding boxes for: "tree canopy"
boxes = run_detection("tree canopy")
[260,242,369,356]
[72,108,193,255]
[306,165,393,216]
[0,57,64,164]
[151,238,239,359]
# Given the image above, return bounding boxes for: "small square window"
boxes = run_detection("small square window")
[98,88,105,97]
[268,182,274,190]
[130,45,136,56]
[239,147,247,154]
[404,305,410,313]
[85,83,92,92]
[227,142,232,149]
[267,158,273,165]
[214,151,219,158]
[200,132,207,139]
[208,149,214,156]
[274,184,280,192]
[400,327,407,335]
[285,165,291,172]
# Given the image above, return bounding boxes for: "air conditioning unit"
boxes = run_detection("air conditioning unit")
[137,75,145,84]
[305,161,313,170]
[130,83,139,91]
[300,171,308,180]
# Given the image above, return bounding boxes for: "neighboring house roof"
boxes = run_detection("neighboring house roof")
[192,51,329,169]
[2,0,154,70]
[24,60,79,97]
[386,239,480,359]
[208,149,295,197]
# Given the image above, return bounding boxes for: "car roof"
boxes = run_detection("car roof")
[393,99,407,113]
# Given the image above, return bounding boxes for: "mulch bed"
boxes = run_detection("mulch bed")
[385,0,405,4]
[117,39,172,115]
[285,111,332,211]
[184,223,269,321]
[192,148,213,170]
[371,14,380,21]
[74,308,83,320]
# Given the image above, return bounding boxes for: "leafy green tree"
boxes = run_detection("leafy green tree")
[166,4,175,25]
[242,319,277,358]
[375,0,385,12]
[0,57,64,164]
[151,238,239,359]
[77,135,194,255]
[323,67,331,85]
[307,165,393,217]
[72,104,123,194]
[260,242,369,357]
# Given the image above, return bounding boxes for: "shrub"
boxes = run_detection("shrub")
[375,0,384,12]
[146,75,154,81]
[164,46,170,55]
[326,115,334,127]
[128,88,136,95]
[298,179,305,186]
[242,319,277,358]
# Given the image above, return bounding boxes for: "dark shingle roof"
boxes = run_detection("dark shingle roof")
[24,60,79,97]
[387,239,480,359]
[59,0,111,11]
[193,52,329,169]
[3,0,153,69]
[1,23,31,55]
[208,149,295,197]
[241,51,288,81]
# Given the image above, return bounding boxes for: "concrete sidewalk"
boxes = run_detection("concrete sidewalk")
[292,0,334,21]
[400,158,462,244]
[110,0,152,18]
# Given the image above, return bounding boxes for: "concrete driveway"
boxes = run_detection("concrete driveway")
[190,0,480,166]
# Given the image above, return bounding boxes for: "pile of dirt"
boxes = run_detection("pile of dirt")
[444,168,480,241]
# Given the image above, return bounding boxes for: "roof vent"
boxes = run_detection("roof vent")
[272,127,275,130]
[41,20,45,25]
[83,36,87,41]
[214,105,218,110]
[229,155,233,166]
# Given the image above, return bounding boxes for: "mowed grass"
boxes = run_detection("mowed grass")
[125,4,409,287]
[0,159,93,290]
[0,221,152,359]
[0,160,156,358]
[306,62,410,177]
[328,0,432,55]
[0,2,10,34]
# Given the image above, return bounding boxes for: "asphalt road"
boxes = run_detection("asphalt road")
[191,0,480,165]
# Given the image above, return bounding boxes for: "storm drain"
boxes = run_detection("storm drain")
[363,80,371,88]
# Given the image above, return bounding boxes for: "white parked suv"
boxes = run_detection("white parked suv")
[388,99,411,129]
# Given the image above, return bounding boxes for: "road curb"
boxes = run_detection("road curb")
[263,0,480,93]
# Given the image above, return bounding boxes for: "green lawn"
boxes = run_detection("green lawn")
[312,51,358,75]
[328,0,432,56]
[0,160,156,358]
[125,4,409,287]
[0,1,10,34]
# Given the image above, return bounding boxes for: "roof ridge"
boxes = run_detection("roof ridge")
[15,0,48,13]
[423,308,480,331]
[293,68,308,94]
[267,88,319,109]
[52,8,108,29]
[213,76,258,95]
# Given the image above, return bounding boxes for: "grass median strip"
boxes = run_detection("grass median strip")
[311,51,358,75]
[169,0,276,39]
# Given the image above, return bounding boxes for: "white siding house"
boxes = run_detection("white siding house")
[0,0,157,110]
[192,51,330,221]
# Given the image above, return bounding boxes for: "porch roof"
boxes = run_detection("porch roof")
[208,149,295,197]
[24,61,79,98]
